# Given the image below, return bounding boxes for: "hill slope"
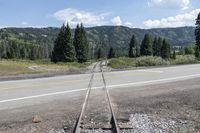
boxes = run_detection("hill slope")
[0,26,195,57]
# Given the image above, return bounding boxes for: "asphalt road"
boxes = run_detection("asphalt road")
[0,64,200,132]
[0,64,200,110]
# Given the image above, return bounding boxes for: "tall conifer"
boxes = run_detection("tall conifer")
[195,12,200,58]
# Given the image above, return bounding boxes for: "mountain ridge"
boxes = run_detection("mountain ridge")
[0,26,195,57]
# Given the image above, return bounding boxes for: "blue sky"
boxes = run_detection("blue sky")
[0,0,200,28]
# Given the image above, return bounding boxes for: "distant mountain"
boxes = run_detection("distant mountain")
[0,26,195,57]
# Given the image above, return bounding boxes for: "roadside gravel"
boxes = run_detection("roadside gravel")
[111,78,200,133]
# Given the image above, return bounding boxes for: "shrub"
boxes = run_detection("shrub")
[108,56,170,68]
[171,55,197,65]
[108,55,198,69]
[135,56,170,66]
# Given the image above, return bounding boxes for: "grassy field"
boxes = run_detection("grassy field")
[0,55,198,76]
[108,55,199,69]
[0,59,91,76]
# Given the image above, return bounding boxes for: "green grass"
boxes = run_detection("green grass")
[108,55,199,69]
[108,58,135,69]
[0,59,91,76]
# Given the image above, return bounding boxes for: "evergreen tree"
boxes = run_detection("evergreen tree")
[140,34,153,56]
[129,34,137,58]
[195,12,200,58]
[136,45,140,57]
[29,45,37,60]
[20,46,26,59]
[196,47,200,58]
[51,23,75,62]
[152,37,158,56]
[74,23,89,63]
[157,37,163,56]
[161,39,171,59]
[108,47,116,59]
[172,50,176,59]
[152,37,163,56]
[97,48,102,59]
[63,23,76,62]
[51,24,66,62]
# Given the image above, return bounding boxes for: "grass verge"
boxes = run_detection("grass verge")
[0,59,91,76]
[108,55,198,69]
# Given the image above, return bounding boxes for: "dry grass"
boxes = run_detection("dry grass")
[0,59,89,76]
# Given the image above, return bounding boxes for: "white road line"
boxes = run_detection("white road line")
[107,73,200,88]
[0,73,200,103]
[136,70,164,73]
[0,88,87,103]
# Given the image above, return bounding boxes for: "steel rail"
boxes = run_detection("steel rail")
[73,61,120,133]
[100,61,120,133]
[73,63,97,133]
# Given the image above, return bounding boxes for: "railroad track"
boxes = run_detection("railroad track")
[73,61,120,133]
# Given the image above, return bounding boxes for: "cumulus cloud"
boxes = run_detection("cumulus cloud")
[143,8,200,28]
[111,16,122,26]
[53,8,109,27]
[148,0,190,10]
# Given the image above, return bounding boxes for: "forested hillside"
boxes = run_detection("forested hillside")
[0,26,195,59]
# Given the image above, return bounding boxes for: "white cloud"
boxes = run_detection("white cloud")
[53,8,109,27]
[124,21,134,28]
[111,16,122,26]
[21,21,28,25]
[143,8,200,28]
[148,0,190,10]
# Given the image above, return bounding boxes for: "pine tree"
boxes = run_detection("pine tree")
[129,34,137,58]
[74,23,89,63]
[195,12,200,58]
[172,50,176,59]
[140,34,153,56]
[161,39,171,59]
[152,37,158,56]
[63,23,76,62]
[136,45,140,57]
[20,46,26,59]
[157,37,163,56]
[152,37,163,56]
[196,47,200,58]
[51,23,75,63]
[51,24,65,62]
[108,47,116,59]
[97,48,102,59]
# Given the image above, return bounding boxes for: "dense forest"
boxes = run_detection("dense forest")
[0,26,195,60]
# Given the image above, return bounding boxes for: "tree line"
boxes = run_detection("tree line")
[0,39,52,60]
[127,33,172,59]
[97,33,172,60]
